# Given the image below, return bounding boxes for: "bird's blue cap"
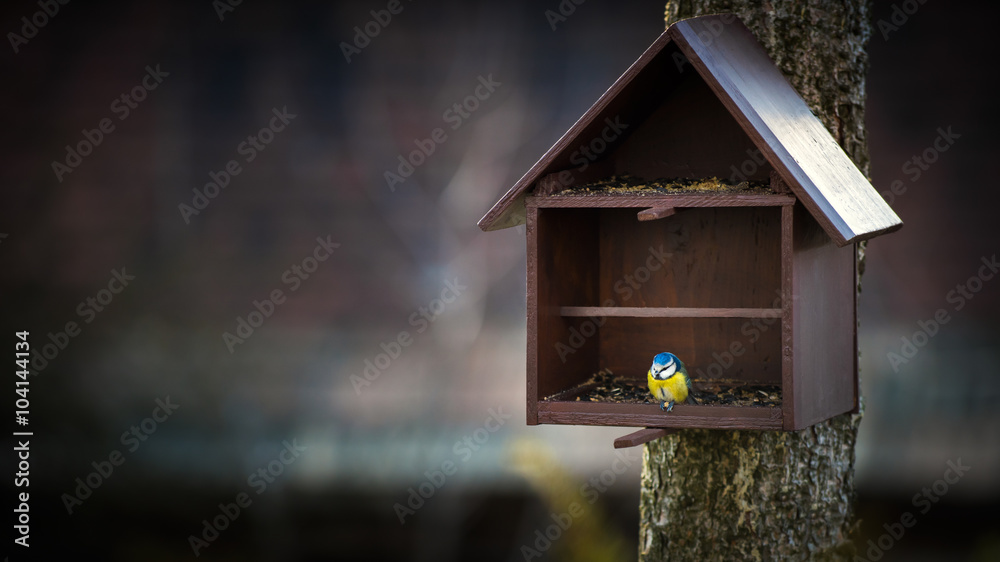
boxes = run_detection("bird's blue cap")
[652,352,679,368]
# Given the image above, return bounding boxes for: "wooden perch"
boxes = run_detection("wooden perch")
[637,207,677,222]
[614,427,677,449]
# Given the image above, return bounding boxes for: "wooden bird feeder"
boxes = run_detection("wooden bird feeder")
[478,15,902,435]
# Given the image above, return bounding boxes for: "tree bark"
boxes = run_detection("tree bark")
[640,2,872,560]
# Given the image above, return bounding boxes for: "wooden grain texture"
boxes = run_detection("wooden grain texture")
[669,16,902,245]
[637,207,677,222]
[478,27,681,232]
[525,206,539,424]
[534,160,617,196]
[560,306,781,318]
[599,317,781,384]
[533,208,599,404]
[852,243,859,413]
[641,7,870,560]
[597,207,782,309]
[537,401,783,430]
[534,173,565,197]
[770,169,789,193]
[506,13,881,433]
[614,428,677,449]
[480,14,901,250]
[610,43,772,182]
[788,203,855,429]
[531,203,785,428]
[529,193,794,209]
[780,204,795,429]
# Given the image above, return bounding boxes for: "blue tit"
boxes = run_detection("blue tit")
[647,352,691,412]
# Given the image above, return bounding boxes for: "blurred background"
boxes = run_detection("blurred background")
[1,0,997,560]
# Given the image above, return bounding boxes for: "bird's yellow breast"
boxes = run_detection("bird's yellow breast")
[647,369,689,403]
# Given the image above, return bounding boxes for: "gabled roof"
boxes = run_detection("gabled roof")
[478,14,902,247]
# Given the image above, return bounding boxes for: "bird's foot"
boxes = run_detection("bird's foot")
[666,401,675,412]
[659,400,665,411]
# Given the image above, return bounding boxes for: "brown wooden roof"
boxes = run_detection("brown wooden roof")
[478,14,902,247]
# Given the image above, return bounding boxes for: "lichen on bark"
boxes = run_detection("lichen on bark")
[641,419,862,560]
[640,2,873,560]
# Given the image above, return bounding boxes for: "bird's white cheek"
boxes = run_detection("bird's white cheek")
[664,364,676,377]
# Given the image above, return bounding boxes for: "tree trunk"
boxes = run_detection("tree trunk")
[640,2,872,560]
